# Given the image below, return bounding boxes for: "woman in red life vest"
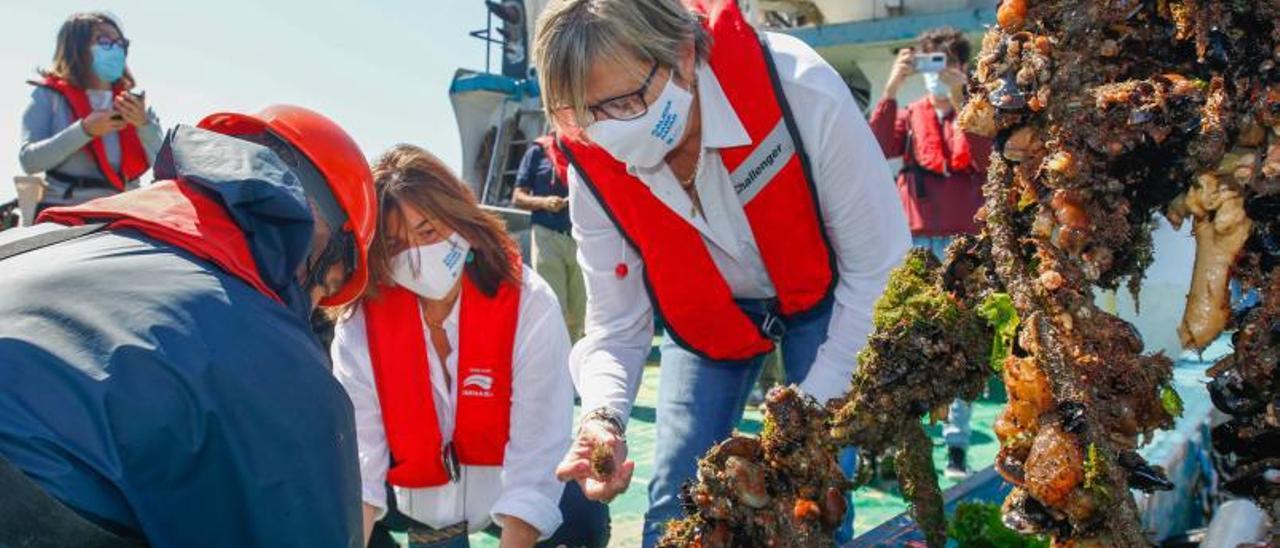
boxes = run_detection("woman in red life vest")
[534,0,910,545]
[19,12,161,215]
[330,144,608,548]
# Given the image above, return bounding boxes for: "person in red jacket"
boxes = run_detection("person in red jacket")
[869,27,993,479]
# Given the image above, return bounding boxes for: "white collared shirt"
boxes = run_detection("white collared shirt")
[568,32,912,419]
[331,266,573,538]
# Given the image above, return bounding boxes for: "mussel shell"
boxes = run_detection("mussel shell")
[1002,490,1072,537]
[1209,369,1267,417]
[1206,30,1231,70]
[990,74,1029,111]
[1118,451,1175,492]
[1056,401,1088,435]
[1245,194,1280,219]
[996,450,1027,484]
[1129,108,1157,125]
[1243,219,1280,272]
[1223,468,1280,500]
[1213,421,1280,459]
[678,481,700,515]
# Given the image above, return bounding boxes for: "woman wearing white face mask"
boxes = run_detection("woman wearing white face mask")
[534,0,911,545]
[330,144,609,548]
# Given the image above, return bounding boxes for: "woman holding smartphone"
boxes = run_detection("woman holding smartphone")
[19,12,163,213]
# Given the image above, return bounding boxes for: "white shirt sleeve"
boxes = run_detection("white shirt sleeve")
[767,33,913,403]
[567,167,654,422]
[330,308,392,518]
[490,267,576,539]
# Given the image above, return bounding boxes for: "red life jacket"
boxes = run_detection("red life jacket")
[37,180,281,302]
[906,98,972,175]
[32,76,150,191]
[559,0,836,361]
[534,134,569,188]
[362,261,521,487]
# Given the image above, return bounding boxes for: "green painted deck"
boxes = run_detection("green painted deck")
[463,366,1008,547]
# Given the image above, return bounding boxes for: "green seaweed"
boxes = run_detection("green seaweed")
[898,423,946,548]
[1083,443,1111,501]
[978,293,1020,373]
[1160,384,1184,420]
[872,248,960,331]
[949,502,1050,547]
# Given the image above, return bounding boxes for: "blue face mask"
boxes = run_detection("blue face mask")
[91,44,127,83]
[922,72,950,99]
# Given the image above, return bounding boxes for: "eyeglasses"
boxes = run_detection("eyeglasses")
[587,62,660,122]
[94,36,130,51]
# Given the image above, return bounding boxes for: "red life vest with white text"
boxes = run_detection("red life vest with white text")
[559,0,836,361]
[363,262,520,487]
[32,76,150,191]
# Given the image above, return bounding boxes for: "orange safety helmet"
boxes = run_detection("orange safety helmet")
[198,105,376,306]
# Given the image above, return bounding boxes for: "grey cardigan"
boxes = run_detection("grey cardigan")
[18,84,164,205]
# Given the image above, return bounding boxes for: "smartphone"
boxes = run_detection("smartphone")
[914,52,947,73]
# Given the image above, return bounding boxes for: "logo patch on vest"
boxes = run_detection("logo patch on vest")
[730,120,796,205]
[462,371,496,397]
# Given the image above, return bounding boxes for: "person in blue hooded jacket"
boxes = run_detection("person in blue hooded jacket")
[0,105,378,547]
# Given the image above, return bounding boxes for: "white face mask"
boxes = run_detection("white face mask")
[922,72,951,99]
[390,234,471,299]
[585,72,694,169]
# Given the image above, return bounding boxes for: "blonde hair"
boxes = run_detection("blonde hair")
[534,0,710,131]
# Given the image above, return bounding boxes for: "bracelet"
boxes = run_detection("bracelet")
[579,407,627,440]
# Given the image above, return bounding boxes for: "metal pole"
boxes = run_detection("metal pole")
[485,9,493,74]
[480,99,509,205]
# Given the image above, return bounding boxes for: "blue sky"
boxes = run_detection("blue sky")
[1,0,491,202]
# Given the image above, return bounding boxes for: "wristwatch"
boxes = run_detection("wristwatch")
[580,406,627,440]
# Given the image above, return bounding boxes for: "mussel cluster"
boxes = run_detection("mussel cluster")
[1208,271,1280,504]
[658,387,849,547]
[660,248,994,547]
[959,0,1280,544]
[828,246,994,546]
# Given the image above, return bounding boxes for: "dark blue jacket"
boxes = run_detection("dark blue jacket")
[515,143,571,233]
[0,127,362,547]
